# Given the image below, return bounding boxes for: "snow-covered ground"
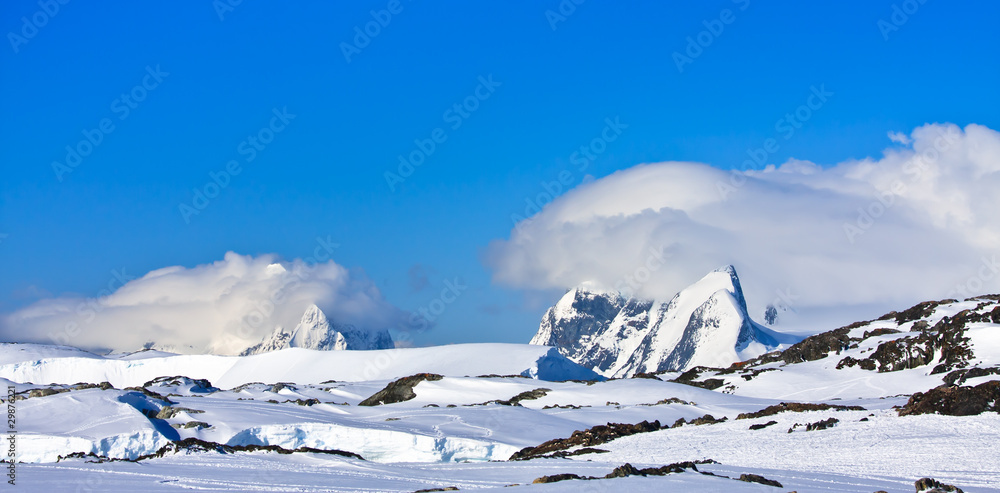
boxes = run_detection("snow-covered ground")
[0,342,600,388]
[4,297,1000,491]
[18,453,950,492]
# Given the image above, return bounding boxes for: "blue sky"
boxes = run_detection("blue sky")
[1,1,998,346]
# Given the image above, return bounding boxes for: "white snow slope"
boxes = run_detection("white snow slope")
[0,343,600,389]
[4,296,1000,492]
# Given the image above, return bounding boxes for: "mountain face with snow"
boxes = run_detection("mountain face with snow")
[241,304,393,355]
[530,266,781,377]
[5,295,1000,491]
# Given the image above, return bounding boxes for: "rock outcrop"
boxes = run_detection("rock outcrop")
[358,373,444,406]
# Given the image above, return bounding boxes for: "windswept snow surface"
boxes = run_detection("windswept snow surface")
[6,296,1000,491]
[0,343,599,388]
[20,454,945,492]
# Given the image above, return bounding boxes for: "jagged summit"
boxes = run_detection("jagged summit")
[241,304,393,355]
[529,265,782,377]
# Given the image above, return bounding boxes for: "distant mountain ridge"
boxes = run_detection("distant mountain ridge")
[530,266,784,377]
[241,304,393,355]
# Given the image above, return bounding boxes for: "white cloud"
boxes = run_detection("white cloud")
[888,130,912,145]
[486,123,1000,321]
[1,252,409,355]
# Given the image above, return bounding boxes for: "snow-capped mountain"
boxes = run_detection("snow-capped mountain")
[241,304,393,355]
[5,295,1000,491]
[531,266,784,377]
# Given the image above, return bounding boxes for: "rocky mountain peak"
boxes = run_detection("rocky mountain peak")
[529,266,782,377]
[241,304,393,355]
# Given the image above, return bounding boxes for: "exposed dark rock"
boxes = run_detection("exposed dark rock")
[736,402,864,420]
[68,382,113,391]
[733,350,784,368]
[155,406,205,420]
[687,414,727,426]
[632,461,707,475]
[533,289,627,362]
[764,304,778,325]
[738,473,783,487]
[28,388,67,398]
[124,387,176,405]
[509,420,662,460]
[892,300,953,325]
[636,397,694,406]
[837,310,975,374]
[358,373,444,406]
[413,487,458,492]
[786,419,837,433]
[532,473,584,484]
[862,328,901,339]
[942,366,1000,386]
[605,463,642,478]
[530,460,710,484]
[804,417,839,431]
[914,477,965,493]
[286,398,320,406]
[736,367,779,381]
[749,420,777,430]
[967,294,1000,302]
[23,382,113,398]
[842,320,874,330]
[171,421,211,429]
[270,382,294,393]
[541,447,609,459]
[898,381,1000,416]
[631,372,661,379]
[230,382,266,392]
[143,376,218,393]
[781,328,852,364]
[57,437,364,463]
[467,388,550,407]
[671,367,725,390]
[670,414,727,428]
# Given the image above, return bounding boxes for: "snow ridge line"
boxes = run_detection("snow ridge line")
[56,436,365,463]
